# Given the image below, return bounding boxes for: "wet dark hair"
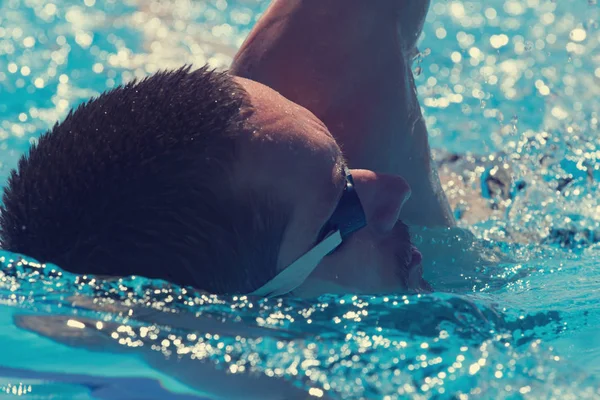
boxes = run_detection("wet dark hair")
[0,66,291,294]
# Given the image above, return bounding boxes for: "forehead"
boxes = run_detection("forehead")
[235,77,336,144]
[233,77,345,198]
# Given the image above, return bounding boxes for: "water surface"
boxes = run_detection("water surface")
[0,0,599,398]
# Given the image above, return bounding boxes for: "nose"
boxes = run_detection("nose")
[350,169,411,234]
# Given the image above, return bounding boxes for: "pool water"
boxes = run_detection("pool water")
[0,0,599,398]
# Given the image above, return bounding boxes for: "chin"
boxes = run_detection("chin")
[399,263,433,293]
[413,274,433,293]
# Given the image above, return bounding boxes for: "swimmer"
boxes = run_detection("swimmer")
[1,0,484,298]
[7,1,500,398]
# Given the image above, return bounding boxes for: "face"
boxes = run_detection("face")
[233,77,430,297]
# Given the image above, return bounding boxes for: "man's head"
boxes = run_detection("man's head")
[0,66,428,296]
[0,66,291,294]
[234,77,429,296]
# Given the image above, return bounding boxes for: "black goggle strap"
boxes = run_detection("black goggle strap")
[250,172,367,298]
[321,172,367,241]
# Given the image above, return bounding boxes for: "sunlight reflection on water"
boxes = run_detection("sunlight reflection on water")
[0,0,599,398]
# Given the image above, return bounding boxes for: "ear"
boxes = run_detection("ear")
[13,313,127,354]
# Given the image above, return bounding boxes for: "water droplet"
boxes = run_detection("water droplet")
[525,41,534,51]
[586,19,599,30]
[412,50,422,63]
[511,115,519,134]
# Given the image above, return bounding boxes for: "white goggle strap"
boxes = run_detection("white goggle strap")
[249,230,342,297]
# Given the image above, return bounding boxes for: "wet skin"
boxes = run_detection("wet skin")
[234,77,429,295]
[231,0,453,229]
[231,0,448,295]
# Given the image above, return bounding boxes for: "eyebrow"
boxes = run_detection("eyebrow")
[333,151,349,199]
[338,155,350,177]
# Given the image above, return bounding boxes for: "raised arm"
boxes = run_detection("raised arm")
[230,0,454,227]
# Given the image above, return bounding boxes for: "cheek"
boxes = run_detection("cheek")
[314,235,401,291]
[310,241,371,284]
[346,233,410,291]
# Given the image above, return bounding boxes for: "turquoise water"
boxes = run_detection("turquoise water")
[0,0,599,398]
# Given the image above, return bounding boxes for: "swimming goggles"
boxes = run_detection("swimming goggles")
[250,171,367,297]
